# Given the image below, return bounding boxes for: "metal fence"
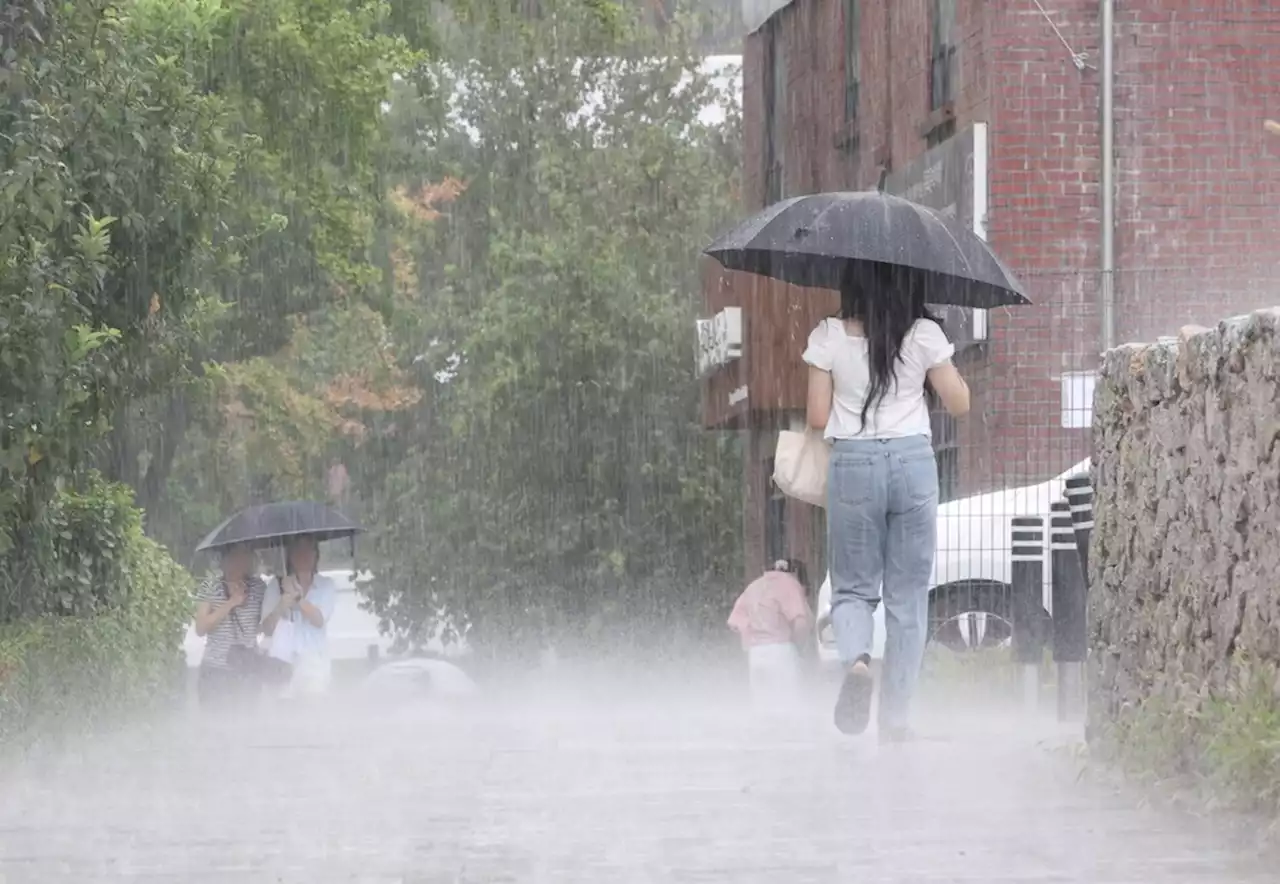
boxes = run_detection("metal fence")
[922,265,1280,671]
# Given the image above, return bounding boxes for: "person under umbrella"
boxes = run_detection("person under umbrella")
[193,543,268,708]
[803,263,971,742]
[261,534,338,698]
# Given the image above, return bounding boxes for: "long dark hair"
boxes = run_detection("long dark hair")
[839,263,939,428]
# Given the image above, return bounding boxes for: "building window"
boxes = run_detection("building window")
[929,0,956,111]
[764,456,788,564]
[762,15,786,204]
[842,0,860,127]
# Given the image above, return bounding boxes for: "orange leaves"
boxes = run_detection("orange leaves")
[390,177,466,223]
[322,372,422,414]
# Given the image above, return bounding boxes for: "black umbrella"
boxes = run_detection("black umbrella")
[196,501,364,553]
[704,191,1029,309]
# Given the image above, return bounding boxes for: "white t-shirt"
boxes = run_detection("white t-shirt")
[802,317,955,440]
[261,573,338,695]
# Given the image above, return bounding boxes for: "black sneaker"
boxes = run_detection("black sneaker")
[833,662,874,735]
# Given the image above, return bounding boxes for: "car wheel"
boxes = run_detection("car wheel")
[927,580,1047,653]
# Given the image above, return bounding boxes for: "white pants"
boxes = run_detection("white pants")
[280,652,331,699]
[747,642,803,709]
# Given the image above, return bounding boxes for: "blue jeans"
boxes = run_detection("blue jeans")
[827,435,938,731]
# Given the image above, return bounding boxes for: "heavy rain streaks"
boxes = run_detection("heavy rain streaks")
[4,0,1280,881]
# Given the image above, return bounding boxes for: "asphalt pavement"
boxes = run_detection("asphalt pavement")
[0,667,1274,883]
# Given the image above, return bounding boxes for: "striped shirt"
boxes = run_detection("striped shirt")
[195,575,267,669]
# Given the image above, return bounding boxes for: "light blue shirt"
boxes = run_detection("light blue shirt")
[262,573,338,661]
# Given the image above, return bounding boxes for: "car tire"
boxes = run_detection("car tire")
[927,579,1049,653]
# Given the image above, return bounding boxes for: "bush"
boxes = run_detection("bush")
[0,475,144,621]
[0,479,192,748]
[1091,660,1280,816]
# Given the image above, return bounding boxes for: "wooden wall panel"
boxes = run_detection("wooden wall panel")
[700,259,839,429]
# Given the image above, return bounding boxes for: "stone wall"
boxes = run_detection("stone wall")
[1090,308,1280,737]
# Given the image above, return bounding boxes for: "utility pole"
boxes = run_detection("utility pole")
[1099,0,1116,352]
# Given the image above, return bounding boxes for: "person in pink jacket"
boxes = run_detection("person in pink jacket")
[728,559,814,706]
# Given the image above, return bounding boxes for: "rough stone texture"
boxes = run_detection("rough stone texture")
[1091,307,1280,729]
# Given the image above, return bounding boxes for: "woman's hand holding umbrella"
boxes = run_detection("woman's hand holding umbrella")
[280,575,302,607]
[282,574,328,628]
[262,580,299,638]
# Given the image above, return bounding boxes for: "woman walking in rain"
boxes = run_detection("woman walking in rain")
[262,534,338,698]
[804,265,970,741]
[193,543,268,707]
[727,558,813,708]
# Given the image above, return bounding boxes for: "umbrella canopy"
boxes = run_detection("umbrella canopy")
[196,501,364,553]
[704,191,1029,309]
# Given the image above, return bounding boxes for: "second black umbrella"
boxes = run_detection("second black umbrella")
[196,501,363,553]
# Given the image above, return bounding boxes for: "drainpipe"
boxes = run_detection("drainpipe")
[1100,0,1116,351]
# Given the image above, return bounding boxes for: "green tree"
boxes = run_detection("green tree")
[0,0,239,607]
[365,0,744,656]
[100,0,430,529]
[2,0,429,597]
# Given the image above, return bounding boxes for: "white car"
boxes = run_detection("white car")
[814,459,1089,664]
[182,570,467,667]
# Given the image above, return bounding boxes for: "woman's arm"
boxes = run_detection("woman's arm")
[260,588,295,636]
[296,597,326,628]
[806,366,833,431]
[194,598,236,637]
[779,579,815,647]
[789,610,815,647]
[295,578,337,630]
[926,360,971,417]
[261,576,304,636]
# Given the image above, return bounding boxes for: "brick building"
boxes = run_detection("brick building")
[701,0,1280,579]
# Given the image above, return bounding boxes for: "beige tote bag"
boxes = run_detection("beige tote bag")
[772,429,829,508]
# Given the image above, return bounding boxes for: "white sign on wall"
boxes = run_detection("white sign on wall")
[696,307,743,375]
[1061,371,1097,429]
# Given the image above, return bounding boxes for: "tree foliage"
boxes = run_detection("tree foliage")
[363,0,744,655]
[2,0,746,674]
[0,477,192,746]
[98,0,430,519]
[1,0,238,594]
[0,0,431,739]
[2,0,430,566]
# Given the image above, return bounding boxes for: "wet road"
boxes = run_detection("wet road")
[0,672,1275,883]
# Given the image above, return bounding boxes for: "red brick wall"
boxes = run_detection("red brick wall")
[741,0,995,200]
[727,0,1280,577]
[1111,2,1280,342]
[972,0,1102,488]
[975,0,1280,487]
